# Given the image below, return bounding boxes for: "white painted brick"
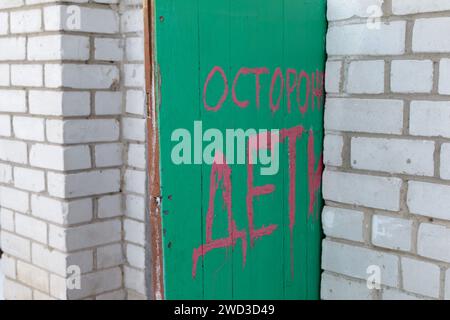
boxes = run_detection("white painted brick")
[325,61,341,94]
[410,101,450,138]
[46,119,120,144]
[393,0,450,15]
[322,240,399,287]
[324,134,343,167]
[401,257,440,298]
[98,194,122,219]
[124,266,145,295]
[0,139,27,166]
[17,261,49,293]
[126,37,144,61]
[44,5,119,34]
[28,35,90,61]
[11,64,43,87]
[446,269,450,300]
[0,115,11,136]
[0,37,25,60]
[439,59,450,95]
[126,90,145,115]
[382,287,422,300]
[327,22,406,55]
[1,232,30,261]
[372,215,412,251]
[95,91,122,115]
[124,218,145,245]
[14,167,45,192]
[96,243,123,269]
[351,137,434,176]
[32,242,93,276]
[128,143,146,169]
[4,279,32,300]
[325,98,403,134]
[413,18,450,53]
[121,9,143,33]
[33,291,55,300]
[322,206,364,242]
[122,117,146,141]
[327,0,384,21]
[321,273,373,300]
[48,169,120,198]
[124,64,145,87]
[30,144,91,171]
[10,9,42,34]
[31,195,92,225]
[125,194,145,221]
[95,38,123,61]
[29,91,90,116]
[0,12,8,35]
[49,220,121,251]
[391,60,433,93]
[124,169,146,195]
[0,208,14,232]
[0,163,12,184]
[13,116,45,141]
[418,223,450,263]
[323,170,402,211]
[126,243,145,269]
[1,255,17,280]
[0,64,10,86]
[408,181,450,221]
[95,143,123,167]
[15,213,47,244]
[347,60,384,94]
[440,144,450,180]
[0,186,29,212]
[0,90,26,113]
[45,64,119,89]
[96,289,126,300]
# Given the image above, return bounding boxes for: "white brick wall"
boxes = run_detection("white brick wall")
[324,0,450,300]
[0,0,148,300]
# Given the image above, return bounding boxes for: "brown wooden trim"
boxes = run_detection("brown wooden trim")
[143,0,164,300]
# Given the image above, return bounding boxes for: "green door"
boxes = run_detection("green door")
[153,0,326,299]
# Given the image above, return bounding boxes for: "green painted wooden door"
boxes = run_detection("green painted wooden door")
[154,0,326,300]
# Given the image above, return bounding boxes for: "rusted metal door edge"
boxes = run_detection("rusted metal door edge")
[143,0,164,300]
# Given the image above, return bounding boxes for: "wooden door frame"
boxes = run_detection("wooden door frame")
[143,0,164,300]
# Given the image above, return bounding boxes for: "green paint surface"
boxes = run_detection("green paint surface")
[154,0,326,300]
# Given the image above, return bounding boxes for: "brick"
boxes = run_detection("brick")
[49,220,121,251]
[10,9,42,34]
[324,98,403,134]
[95,38,123,61]
[15,213,47,244]
[122,117,146,141]
[31,195,92,225]
[126,90,145,115]
[47,169,120,198]
[324,134,343,167]
[393,0,450,15]
[323,170,402,211]
[372,215,412,251]
[347,60,384,94]
[124,218,145,245]
[121,9,143,33]
[327,0,384,21]
[126,37,144,61]
[4,279,32,300]
[1,255,17,279]
[0,163,12,184]
[127,143,146,169]
[0,37,26,60]
[29,91,90,116]
[321,273,373,300]
[96,289,126,300]
[322,206,364,242]
[124,64,145,87]
[0,12,8,35]
[391,60,433,93]
[98,194,122,219]
[125,194,145,221]
[408,181,450,221]
[96,243,123,269]
[439,59,450,94]
[0,186,29,212]
[351,137,434,176]
[413,18,450,53]
[46,119,120,144]
[410,101,450,138]
[30,144,91,171]
[0,115,11,136]
[322,240,399,287]
[13,116,45,141]
[440,143,450,180]
[95,143,123,167]
[126,243,145,269]
[0,208,14,232]
[0,90,26,113]
[446,269,450,300]
[17,261,49,293]
[327,22,405,55]
[95,92,122,115]
[382,288,423,300]
[0,64,10,86]
[45,64,119,89]
[124,266,145,295]
[401,257,440,298]
[418,223,450,263]
[28,35,90,61]
[1,232,30,261]
[124,169,146,195]
[14,167,45,192]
